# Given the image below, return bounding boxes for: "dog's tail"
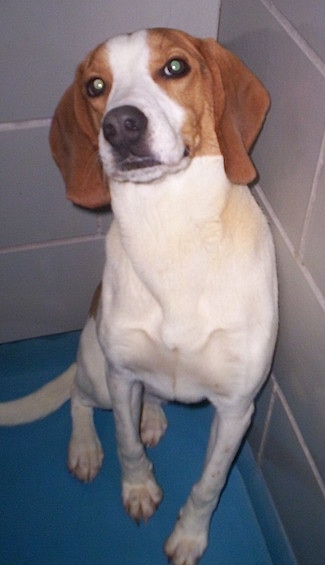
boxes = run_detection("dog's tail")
[0,362,76,426]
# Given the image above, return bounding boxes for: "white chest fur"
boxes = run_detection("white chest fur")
[99,156,277,401]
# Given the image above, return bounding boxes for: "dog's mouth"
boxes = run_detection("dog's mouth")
[118,155,162,171]
[118,145,189,171]
[107,146,190,183]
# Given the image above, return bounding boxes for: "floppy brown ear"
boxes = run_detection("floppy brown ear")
[199,39,270,185]
[49,75,110,209]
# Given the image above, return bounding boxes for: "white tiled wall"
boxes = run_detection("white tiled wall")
[0,0,221,343]
[218,1,325,562]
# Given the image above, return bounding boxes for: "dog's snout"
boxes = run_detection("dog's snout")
[102,106,148,152]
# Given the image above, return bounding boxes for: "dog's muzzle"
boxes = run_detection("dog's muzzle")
[102,105,160,170]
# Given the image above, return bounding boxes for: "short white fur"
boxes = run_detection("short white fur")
[99,30,189,182]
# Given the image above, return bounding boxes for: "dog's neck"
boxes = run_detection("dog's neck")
[109,155,232,245]
[107,156,234,337]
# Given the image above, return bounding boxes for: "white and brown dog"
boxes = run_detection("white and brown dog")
[0,29,278,564]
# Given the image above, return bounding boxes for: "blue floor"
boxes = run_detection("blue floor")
[0,332,291,565]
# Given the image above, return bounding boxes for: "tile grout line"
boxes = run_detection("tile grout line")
[273,379,325,499]
[298,128,325,260]
[257,375,277,467]
[254,184,325,313]
[259,0,325,76]
[0,118,52,132]
[0,234,105,255]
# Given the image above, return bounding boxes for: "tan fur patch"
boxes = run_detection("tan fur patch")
[75,43,113,133]
[147,29,221,159]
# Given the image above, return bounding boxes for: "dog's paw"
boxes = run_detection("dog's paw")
[140,402,167,447]
[164,522,207,565]
[68,432,104,482]
[122,478,163,522]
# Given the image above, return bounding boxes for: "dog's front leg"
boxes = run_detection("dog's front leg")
[164,402,254,565]
[108,373,163,523]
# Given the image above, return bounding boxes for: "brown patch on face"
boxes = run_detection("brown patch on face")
[76,43,113,136]
[88,282,102,319]
[49,41,113,209]
[147,29,221,159]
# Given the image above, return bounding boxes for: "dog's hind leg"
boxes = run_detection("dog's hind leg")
[67,317,109,482]
[68,386,104,482]
[140,393,167,447]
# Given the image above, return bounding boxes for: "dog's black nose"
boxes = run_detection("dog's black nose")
[102,106,148,155]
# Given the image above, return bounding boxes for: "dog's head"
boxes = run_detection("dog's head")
[49,28,270,209]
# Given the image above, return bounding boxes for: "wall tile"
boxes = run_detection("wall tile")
[272,0,325,60]
[218,0,325,251]
[302,151,325,296]
[219,1,325,561]
[0,239,105,343]
[271,223,325,479]
[0,127,110,248]
[261,394,325,564]
[0,0,220,122]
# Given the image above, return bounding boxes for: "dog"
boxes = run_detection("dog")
[0,28,278,564]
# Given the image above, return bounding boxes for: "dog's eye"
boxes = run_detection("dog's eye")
[163,58,190,78]
[86,77,106,97]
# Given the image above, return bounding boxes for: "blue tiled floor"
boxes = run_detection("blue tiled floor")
[0,332,288,564]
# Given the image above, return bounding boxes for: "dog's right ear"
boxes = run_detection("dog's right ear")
[49,67,110,209]
[199,39,270,186]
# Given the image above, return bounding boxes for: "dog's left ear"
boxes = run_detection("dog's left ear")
[199,39,270,185]
[49,67,110,209]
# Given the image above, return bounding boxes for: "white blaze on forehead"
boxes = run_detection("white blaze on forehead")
[106,30,150,103]
[103,30,186,166]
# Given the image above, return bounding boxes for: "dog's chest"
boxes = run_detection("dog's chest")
[99,157,277,402]
[101,230,267,403]
[101,274,243,402]
[100,267,262,402]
